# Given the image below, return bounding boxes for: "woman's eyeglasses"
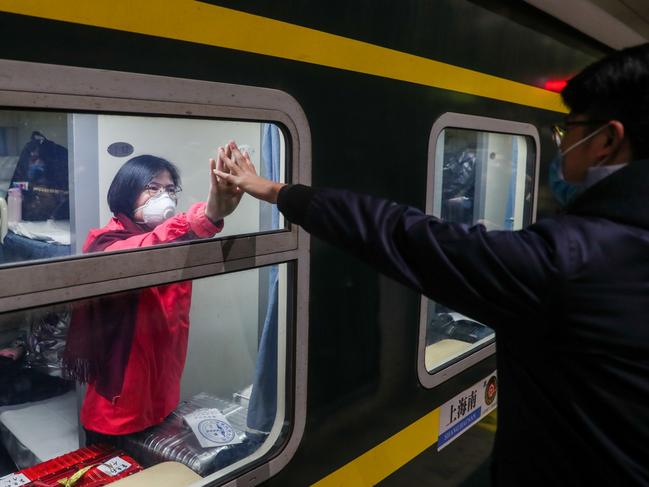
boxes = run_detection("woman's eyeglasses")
[143,183,182,200]
[551,120,608,149]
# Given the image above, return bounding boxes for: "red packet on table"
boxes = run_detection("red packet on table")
[32,452,142,486]
[0,445,110,487]
[0,445,142,487]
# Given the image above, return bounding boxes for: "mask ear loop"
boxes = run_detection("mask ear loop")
[133,199,149,225]
[593,124,621,168]
[560,123,609,157]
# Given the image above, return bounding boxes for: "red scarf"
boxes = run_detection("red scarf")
[62,214,144,401]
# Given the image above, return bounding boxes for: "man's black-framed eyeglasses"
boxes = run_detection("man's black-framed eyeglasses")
[551,120,608,149]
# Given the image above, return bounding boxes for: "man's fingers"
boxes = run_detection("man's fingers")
[214,169,234,183]
[227,140,238,162]
[220,151,240,175]
[227,142,258,177]
[229,141,249,167]
[215,169,241,187]
[241,151,257,173]
[218,147,235,173]
[240,151,255,171]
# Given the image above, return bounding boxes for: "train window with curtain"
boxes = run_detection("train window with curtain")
[0,109,286,267]
[0,263,293,485]
[418,113,539,388]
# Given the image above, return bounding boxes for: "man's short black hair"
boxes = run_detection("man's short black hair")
[562,42,649,159]
[107,155,181,217]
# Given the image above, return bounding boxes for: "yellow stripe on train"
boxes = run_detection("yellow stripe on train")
[311,409,441,486]
[0,0,566,113]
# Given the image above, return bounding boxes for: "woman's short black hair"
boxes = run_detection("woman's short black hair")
[562,43,649,159]
[107,155,181,217]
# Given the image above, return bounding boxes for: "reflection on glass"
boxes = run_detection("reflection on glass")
[426,128,535,372]
[0,109,286,267]
[0,264,288,480]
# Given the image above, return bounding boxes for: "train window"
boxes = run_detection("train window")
[0,60,310,486]
[0,263,294,485]
[0,108,286,267]
[418,113,539,388]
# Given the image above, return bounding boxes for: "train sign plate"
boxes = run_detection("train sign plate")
[437,371,498,450]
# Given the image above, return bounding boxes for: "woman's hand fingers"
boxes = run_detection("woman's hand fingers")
[212,148,241,195]
[209,157,219,185]
[217,147,226,172]
[219,147,240,176]
[205,144,247,222]
[215,147,228,183]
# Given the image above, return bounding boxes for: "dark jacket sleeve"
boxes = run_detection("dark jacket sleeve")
[278,184,561,331]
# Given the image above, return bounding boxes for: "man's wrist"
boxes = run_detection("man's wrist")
[270,183,287,204]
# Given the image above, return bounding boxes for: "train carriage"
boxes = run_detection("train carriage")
[0,1,633,485]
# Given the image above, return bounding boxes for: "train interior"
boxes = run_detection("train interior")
[424,127,534,371]
[0,110,290,480]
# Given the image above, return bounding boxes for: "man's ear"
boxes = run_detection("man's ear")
[596,120,625,163]
[607,120,625,147]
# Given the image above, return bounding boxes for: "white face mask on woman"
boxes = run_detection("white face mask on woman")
[135,191,176,227]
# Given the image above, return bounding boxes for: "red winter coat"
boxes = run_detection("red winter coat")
[79,203,222,435]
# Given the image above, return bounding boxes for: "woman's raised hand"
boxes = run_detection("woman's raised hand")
[215,141,285,204]
[205,146,244,223]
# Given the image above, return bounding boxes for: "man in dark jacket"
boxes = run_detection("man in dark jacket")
[217,44,649,485]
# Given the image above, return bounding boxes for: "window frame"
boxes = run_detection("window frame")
[0,59,311,486]
[0,58,311,309]
[417,112,540,389]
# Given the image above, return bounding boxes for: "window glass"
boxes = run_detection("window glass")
[0,109,286,267]
[0,263,289,483]
[425,128,535,372]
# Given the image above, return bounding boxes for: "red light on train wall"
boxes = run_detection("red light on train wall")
[544,80,568,92]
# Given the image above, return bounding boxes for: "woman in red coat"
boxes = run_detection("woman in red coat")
[64,153,242,441]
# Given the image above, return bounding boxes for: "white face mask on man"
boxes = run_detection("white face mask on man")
[135,191,177,226]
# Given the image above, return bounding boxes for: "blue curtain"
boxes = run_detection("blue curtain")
[504,138,518,230]
[247,123,281,432]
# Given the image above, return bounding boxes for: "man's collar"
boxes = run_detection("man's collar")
[565,159,649,229]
